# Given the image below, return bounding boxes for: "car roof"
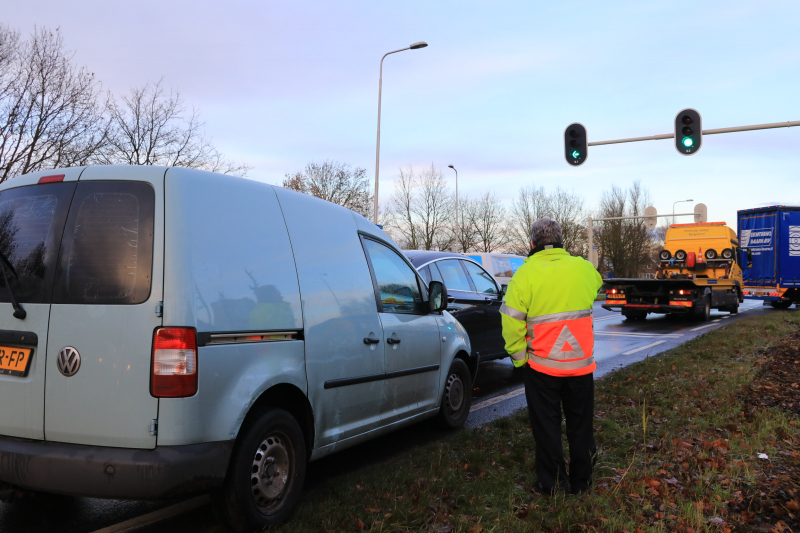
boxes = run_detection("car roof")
[403,250,472,266]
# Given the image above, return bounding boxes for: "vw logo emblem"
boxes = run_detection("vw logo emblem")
[57,347,81,377]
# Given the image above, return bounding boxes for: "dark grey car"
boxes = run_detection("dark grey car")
[405,251,506,363]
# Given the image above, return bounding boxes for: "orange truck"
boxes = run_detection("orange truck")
[601,222,744,321]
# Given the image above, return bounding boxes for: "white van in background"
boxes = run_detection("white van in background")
[463,253,526,290]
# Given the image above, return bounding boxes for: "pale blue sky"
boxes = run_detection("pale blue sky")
[7,0,800,229]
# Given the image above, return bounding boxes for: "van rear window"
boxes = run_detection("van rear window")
[52,181,155,305]
[0,183,75,303]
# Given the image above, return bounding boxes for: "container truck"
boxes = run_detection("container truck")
[737,205,800,309]
[601,222,744,321]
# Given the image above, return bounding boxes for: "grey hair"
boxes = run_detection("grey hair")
[530,218,562,247]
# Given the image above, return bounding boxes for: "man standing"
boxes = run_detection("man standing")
[501,218,603,494]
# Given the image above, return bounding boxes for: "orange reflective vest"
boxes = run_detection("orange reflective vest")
[500,248,603,377]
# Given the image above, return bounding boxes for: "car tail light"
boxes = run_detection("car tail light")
[38,174,64,184]
[151,327,197,398]
[686,252,696,268]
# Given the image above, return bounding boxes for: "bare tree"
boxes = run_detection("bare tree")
[94,79,249,176]
[471,192,508,253]
[549,187,589,258]
[0,26,108,182]
[454,194,479,253]
[283,160,372,218]
[595,181,653,278]
[507,185,550,255]
[386,164,454,251]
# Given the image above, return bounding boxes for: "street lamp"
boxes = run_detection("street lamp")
[448,165,459,251]
[373,41,428,224]
[672,199,693,225]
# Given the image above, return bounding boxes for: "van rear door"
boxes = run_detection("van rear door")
[0,171,80,440]
[44,167,164,449]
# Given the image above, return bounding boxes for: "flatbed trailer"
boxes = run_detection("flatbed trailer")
[600,222,743,321]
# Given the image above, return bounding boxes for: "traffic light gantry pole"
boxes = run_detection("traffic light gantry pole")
[587,119,800,147]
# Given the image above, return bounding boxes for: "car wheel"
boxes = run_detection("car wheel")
[212,408,306,532]
[438,359,473,429]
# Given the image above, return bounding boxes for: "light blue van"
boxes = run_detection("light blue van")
[0,166,473,531]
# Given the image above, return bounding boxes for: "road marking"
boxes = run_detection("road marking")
[596,331,683,338]
[621,341,666,355]
[689,323,718,331]
[594,315,622,322]
[470,387,525,412]
[89,495,209,533]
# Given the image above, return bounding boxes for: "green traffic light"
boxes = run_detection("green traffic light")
[571,150,580,159]
[682,137,693,148]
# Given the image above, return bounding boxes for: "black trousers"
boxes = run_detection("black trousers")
[522,365,595,492]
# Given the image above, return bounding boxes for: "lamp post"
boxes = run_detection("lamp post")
[448,165,459,251]
[373,41,428,224]
[672,199,693,225]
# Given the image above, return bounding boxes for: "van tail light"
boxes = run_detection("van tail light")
[151,327,197,398]
[686,252,696,268]
[38,174,64,184]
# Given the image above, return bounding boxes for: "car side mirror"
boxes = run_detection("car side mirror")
[428,281,447,313]
[500,284,508,296]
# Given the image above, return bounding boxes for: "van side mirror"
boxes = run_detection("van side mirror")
[428,281,447,313]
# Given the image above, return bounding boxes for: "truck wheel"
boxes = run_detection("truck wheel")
[623,311,646,321]
[212,408,307,532]
[770,301,792,310]
[438,359,473,429]
[695,297,711,321]
[729,304,739,315]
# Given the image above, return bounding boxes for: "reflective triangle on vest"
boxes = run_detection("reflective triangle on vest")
[547,325,586,360]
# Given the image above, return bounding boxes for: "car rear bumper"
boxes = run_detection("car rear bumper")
[0,435,233,500]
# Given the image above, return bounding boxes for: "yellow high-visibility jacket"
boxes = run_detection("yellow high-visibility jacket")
[500,248,603,376]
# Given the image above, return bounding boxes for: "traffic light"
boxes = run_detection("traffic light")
[564,123,587,166]
[675,108,702,155]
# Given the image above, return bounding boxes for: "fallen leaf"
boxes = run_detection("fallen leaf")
[786,500,800,511]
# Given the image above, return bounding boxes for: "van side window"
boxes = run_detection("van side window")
[463,260,500,294]
[435,259,473,292]
[53,181,155,305]
[362,238,424,314]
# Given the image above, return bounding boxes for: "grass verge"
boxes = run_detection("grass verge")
[260,313,800,533]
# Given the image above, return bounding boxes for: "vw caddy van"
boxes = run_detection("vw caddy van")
[0,166,474,531]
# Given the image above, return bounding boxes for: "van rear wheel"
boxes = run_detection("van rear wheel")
[212,408,306,532]
[438,359,473,429]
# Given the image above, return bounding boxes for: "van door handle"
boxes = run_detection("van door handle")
[386,338,401,345]
[363,337,380,345]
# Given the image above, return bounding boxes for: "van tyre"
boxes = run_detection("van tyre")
[212,408,306,532]
[438,359,473,429]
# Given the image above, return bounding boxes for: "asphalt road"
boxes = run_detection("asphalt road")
[1,300,793,533]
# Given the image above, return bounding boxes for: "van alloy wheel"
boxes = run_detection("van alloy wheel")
[251,432,292,513]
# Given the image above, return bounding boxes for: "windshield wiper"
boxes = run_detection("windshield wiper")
[0,252,26,319]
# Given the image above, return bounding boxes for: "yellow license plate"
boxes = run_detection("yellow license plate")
[607,293,625,299]
[0,346,33,377]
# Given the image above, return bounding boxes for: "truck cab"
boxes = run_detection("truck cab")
[602,222,744,320]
